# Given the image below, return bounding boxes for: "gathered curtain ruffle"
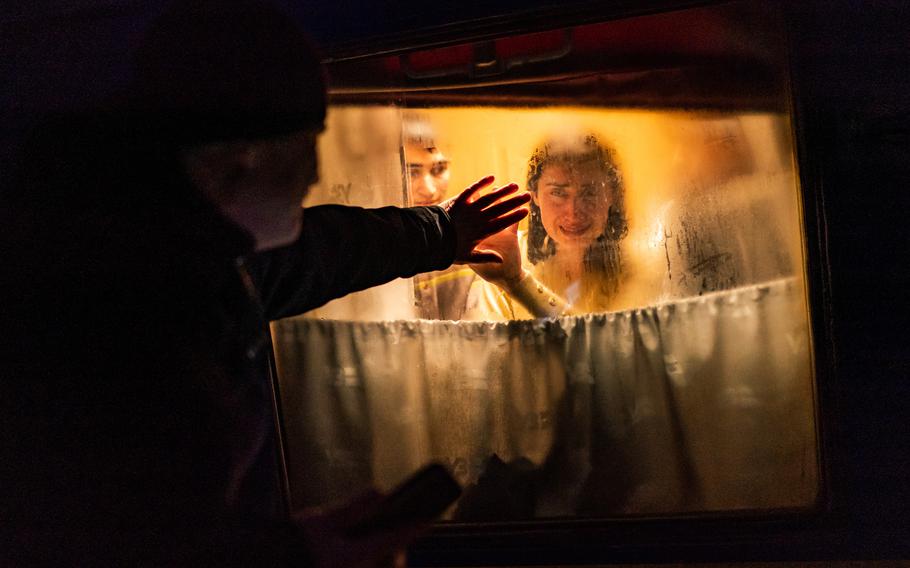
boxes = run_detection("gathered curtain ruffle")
[271,276,817,519]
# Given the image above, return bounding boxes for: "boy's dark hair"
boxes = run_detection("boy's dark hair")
[401,112,438,151]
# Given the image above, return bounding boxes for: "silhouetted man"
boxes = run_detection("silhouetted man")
[0,1,528,565]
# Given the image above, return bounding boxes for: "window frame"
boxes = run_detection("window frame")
[268,1,841,563]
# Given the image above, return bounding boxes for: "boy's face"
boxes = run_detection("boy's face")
[404,141,450,206]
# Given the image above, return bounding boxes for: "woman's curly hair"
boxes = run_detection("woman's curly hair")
[526,133,628,271]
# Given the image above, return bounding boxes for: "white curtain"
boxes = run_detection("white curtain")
[271,277,817,519]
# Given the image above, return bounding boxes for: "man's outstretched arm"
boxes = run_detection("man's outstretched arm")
[249,176,529,321]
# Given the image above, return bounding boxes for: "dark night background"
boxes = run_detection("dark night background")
[2,0,908,563]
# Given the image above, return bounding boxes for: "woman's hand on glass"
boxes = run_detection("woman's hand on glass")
[442,175,530,265]
[469,222,527,290]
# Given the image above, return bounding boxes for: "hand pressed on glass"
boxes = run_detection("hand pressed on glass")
[443,175,530,265]
[469,223,524,289]
[470,220,571,318]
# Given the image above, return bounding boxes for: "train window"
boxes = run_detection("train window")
[271,1,820,523]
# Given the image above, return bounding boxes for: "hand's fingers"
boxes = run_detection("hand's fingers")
[469,183,520,210]
[481,208,529,236]
[479,192,531,219]
[468,249,504,264]
[454,175,495,206]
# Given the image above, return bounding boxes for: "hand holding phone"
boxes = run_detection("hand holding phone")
[345,463,462,538]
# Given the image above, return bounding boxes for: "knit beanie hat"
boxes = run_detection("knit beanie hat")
[124,0,326,144]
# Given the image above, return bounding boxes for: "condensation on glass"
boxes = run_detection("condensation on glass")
[271,1,820,522]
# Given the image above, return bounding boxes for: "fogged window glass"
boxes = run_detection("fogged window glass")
[272,1,818,523]
[304,108,802,321]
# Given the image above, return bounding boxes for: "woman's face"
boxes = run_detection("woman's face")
[533,160,613,251]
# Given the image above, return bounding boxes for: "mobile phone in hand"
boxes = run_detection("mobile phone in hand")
[345,463,462,537]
